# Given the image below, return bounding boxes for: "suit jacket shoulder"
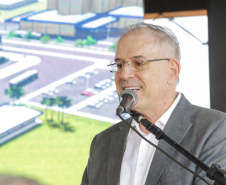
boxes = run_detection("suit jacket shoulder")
[146,94,226,185]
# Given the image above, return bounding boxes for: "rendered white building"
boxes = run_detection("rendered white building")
[0,104,42,145]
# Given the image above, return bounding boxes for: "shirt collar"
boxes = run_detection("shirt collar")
[130,93,181,134]
[157,92,181,126]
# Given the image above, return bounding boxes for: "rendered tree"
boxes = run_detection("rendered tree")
[74,36,97,47]
[55,36,65,43]
[5,85,24,103]
[56,96,72,123]
[82,39,89,46]
[48,97,56,121]
[86,35,97,45]
[41,97,56,121]
[41,97,51,120]
[23,31,36,40]
[0,57,8,64]
[7,31,19,38]
[41,35,50,44]
[55,96,62,121]
[75,39,83,47]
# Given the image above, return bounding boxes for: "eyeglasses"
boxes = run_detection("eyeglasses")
[107,57,170,73]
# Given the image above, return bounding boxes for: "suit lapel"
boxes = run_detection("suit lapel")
[145,94,194,185]
[107,118,131,185]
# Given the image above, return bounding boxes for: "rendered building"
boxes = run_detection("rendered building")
[0,0,38,10]
[0,104,42,145]
[47,0,142,15]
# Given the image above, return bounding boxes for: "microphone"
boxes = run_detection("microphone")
[116,89,138,115]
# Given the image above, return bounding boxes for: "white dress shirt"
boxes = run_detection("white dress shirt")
[119,93,181,185]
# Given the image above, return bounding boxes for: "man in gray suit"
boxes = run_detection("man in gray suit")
[81,23,226,185]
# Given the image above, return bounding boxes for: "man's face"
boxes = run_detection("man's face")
[115,31,175,115]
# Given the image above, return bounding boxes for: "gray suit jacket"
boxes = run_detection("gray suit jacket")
[81,94,226,185]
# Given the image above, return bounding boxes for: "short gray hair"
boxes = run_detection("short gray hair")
[119,22,181,61]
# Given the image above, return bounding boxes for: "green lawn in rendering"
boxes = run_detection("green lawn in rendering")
[0,108,112,185]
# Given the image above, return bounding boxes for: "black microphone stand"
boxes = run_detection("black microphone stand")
[129,110,226,185]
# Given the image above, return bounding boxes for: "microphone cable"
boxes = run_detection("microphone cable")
[116,112,211,185]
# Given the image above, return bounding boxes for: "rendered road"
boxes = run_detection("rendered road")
[0,37,121,123]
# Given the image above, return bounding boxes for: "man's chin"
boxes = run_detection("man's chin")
[132,103,148,114]
[131,105,141,113]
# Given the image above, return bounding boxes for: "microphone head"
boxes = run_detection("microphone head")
[119,89,138,107]
[117,89,138,114]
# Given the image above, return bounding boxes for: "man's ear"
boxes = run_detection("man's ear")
[168,59,181,84]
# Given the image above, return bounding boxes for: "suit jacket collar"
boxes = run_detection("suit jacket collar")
[145,94,194,185]
[107,118,132,185]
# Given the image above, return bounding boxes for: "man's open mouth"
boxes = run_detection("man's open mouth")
[124,87,140,91]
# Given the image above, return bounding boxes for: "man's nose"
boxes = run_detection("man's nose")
[119,62,134,80]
